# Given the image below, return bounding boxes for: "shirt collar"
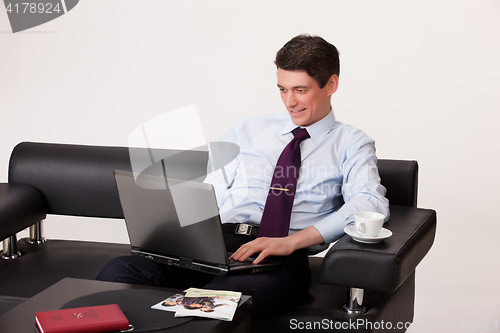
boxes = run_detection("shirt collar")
[281,108,336,145]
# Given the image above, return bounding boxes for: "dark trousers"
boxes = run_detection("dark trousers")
[96,233,311,319]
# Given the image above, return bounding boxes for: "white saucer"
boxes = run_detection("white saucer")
[344,226,392,244]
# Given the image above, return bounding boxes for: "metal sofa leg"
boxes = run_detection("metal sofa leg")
[343,287,367,314]
[2,235,21,259]
[27,220,47,244]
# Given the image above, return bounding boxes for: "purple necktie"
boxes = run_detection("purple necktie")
[258,127,310,238]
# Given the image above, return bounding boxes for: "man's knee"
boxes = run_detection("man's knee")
[96,255,160,285]
[96,256,133,281]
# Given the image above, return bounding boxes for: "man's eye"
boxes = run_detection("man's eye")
[279,88,286,92]
[296,89,306,93]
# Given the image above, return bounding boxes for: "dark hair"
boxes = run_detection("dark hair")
[275,34,340,88]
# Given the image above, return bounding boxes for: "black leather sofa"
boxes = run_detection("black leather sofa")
[0,142,436,332]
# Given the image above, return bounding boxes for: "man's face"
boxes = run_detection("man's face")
[277,69,338,127]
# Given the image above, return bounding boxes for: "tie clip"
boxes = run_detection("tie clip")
[269,187,289,192]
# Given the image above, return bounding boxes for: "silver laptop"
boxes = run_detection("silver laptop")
[113,170,281,275]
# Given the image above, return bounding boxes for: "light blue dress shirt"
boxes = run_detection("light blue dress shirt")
[204,110,389,246]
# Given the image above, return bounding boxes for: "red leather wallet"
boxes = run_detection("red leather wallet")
[35,304,129,333]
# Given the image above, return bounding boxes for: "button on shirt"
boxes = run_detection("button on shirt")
[204,110,389,245]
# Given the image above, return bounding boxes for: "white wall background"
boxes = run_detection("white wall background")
[1,0,499,331]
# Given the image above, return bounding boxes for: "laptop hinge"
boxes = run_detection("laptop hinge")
[179,256,193,269]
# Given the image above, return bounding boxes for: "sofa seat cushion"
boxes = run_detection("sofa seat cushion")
[0,239,130,298]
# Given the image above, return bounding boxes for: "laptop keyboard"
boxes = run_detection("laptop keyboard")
[228,257,252,267]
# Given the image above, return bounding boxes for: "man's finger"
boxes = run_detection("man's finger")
[232,240,266,261]
[238,245,261,262]
[252,251,268,265]
[231,245,255,261]
[230,242,252,259]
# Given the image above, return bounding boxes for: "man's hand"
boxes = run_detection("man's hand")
[230,237,295,264]
[230,226,325,264]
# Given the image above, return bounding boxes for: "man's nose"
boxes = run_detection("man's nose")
[284,93,297,108]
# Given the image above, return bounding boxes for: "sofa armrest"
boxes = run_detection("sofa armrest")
[320,205,436,294]
[0,183,47,241]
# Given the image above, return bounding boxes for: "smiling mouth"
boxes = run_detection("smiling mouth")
[290,108,305,113]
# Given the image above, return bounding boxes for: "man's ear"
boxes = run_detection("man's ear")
[325,74,339,96]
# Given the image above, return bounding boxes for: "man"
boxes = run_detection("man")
[97,34,389,318]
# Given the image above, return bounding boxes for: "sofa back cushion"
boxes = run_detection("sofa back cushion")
[8,142,209,218]
[377,159,418,207]
[8,142,418,219]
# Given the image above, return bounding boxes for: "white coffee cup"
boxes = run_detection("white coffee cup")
[354,212,385,237]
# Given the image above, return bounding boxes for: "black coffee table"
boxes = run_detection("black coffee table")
[0,278,252,333]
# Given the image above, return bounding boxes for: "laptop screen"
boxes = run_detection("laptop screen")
[114,170,228,266]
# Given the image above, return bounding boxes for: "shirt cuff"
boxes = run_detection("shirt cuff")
[313,212,349,244]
